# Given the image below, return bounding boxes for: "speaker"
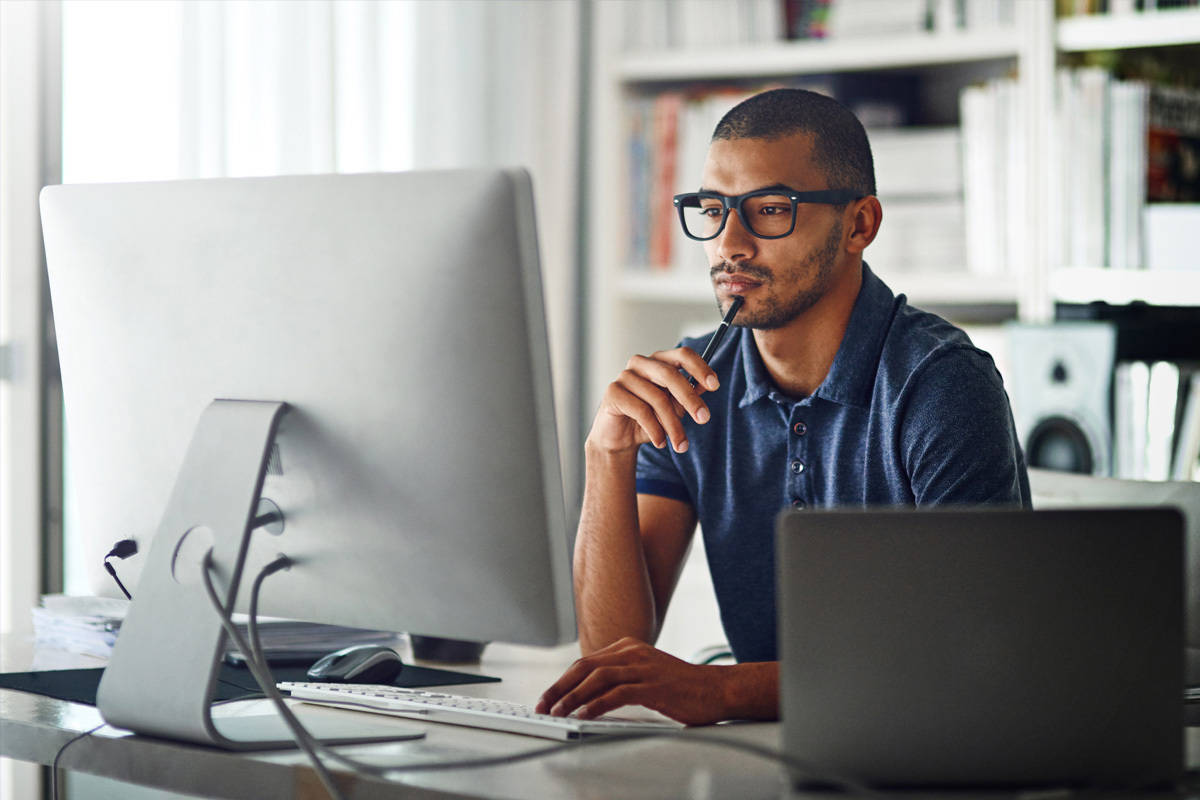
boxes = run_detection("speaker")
[1006,322,1116,476]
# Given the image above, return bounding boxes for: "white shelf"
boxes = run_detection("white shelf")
[617,29,1022,82]
[619,269,1019,307]
[1051,267,1200,307]
[620,271,711,302]
[883,271,1019,306]
[1057,8,1200,52]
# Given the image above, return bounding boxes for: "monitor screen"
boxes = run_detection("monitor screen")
[40,169,576,744]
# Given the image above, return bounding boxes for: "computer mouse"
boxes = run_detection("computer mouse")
[306,644,403,684]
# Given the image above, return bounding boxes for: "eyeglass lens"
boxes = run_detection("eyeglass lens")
[680,194,795,240]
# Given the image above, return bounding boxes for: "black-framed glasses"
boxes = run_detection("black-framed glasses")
[673,189,862,241]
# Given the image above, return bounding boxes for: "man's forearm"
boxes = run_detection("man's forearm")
[573,444,657,653]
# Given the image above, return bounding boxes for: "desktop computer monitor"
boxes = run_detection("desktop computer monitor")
[40,168,575,747]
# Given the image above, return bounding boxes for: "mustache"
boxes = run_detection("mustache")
[710,262,772,282]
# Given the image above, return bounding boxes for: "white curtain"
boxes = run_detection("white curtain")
[176,0,417,178]
[178,0,582,493]
[56,1,584,593]
[1,18,61,800]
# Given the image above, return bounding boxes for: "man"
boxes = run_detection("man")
[536,88,1030,726]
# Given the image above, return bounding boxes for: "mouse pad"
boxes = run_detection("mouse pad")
[0,662,500,707]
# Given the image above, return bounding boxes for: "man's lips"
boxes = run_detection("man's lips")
[715,274,763,293]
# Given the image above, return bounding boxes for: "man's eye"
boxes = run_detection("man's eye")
[759,205,791,216]
[699,207,723,218]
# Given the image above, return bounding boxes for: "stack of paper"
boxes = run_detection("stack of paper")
[32,595,127,658]
[825,0,928,38]
[869,126,966,274]
[620,0,785,51]
[32,595,401,661]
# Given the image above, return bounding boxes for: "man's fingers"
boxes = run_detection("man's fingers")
[548,665,641,718]
[537,640,720,726]
[613,372,691,452]
[535,653,613,713]
[569,683,642,720]
[603,386,669,450]
[536,660,588,713]
[536,642,645,714]
[625,354,711,427]
[652,346,720,394]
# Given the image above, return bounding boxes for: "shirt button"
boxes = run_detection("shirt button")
[792,422,807,436]
[790,460,804,474]
[792,499,806,509]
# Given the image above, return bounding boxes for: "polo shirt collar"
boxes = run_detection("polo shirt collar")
[737,262,895,410]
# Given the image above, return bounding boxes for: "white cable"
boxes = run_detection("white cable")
[201,552,349,800]
[217,553,888,793]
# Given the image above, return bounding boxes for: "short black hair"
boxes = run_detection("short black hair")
[712,88,876,197]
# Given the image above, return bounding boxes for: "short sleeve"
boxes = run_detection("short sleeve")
[635,441,693,504]
[899,347,1030,507]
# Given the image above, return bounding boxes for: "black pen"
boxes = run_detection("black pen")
[688,295,744,388]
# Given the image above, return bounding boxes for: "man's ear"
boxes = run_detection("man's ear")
[844,196,882,255]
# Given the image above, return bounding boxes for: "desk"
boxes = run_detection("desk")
[1,635,793,800]
[5,636,1200,800]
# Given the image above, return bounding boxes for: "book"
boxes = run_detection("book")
[1147,85,1200,203]
[1146,360,1180,481]
[961,81,1004,276]
[1173,372,1200,481]
[649,92,683,269]
[626,97,654,267]
[1107,81,1148,270]
[1114,361,1151,479]
[1044,69,1149,270]
[825,0,928,38]
[1144,203,1200,270]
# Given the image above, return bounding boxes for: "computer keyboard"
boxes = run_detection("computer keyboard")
[278,682,684,741]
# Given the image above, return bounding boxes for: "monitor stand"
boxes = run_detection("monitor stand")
[96,400,423,750]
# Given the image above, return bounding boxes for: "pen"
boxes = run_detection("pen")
[688,295,744,388]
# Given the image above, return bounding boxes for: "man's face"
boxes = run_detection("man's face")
[699,133,845,330]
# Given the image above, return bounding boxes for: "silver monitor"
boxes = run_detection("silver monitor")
[40,169,575,747]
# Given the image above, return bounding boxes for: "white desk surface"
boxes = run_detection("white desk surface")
[1,634,800,800]
[4,634,1198,800]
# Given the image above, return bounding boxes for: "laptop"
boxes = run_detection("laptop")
[777,507,1184,790]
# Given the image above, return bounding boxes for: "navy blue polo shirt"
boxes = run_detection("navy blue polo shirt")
[635,264,1030,664]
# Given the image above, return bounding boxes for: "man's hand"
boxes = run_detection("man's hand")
[536,637,773,727]
[590,347,720,457]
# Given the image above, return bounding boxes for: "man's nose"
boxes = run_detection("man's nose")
[714,208,758,264]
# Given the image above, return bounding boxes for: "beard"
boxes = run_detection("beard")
[710,219,843,330]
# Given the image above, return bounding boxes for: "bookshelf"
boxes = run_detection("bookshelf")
[584,1,1200,405]
[616,28,1023,80]
[1051,6,1200,309]
[1056,6,1200,52]
[1051,267,1200,307]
